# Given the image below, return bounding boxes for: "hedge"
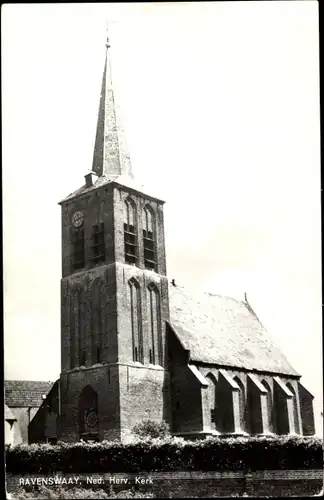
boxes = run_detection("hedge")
[6,436,323,474]
[13,486,154,499]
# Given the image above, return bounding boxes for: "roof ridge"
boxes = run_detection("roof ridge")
[169,281,246,304]
[5,379,54,383]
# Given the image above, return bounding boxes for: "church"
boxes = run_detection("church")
[26,35,315,443]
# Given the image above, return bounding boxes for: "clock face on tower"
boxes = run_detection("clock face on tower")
[72,211,84,228]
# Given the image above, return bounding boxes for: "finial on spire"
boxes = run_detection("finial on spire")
[105,21,110,49]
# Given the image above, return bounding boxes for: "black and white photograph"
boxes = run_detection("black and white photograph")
[3,2,322,498]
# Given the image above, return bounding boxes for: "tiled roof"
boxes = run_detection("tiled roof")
[5,404,16,421]
[169,284,300,376]
[5,380,54,408]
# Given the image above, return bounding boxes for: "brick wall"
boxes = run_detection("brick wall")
[10,407,39,444]
[58,365,121,442]
[61,186,115,279]
[298,382,316,436]
[168,329,204,433]
[115,263,171,436]
[118,364,171,439]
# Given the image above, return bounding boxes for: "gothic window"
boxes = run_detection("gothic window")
[143,205,156,271]
[78,288,84,367]
[91,222,105,263]
[91,279,102,365]
[234,376,246,431]
[80,350,86,366]
[261,379,273,432]
[71,227,85,271]
[128,278,143,363]
[147,283,163,365]
[70,291,76,369]
[287,382,300,434]
[124,198,137,265]
[206,373,217,430]
[70,288,81,369]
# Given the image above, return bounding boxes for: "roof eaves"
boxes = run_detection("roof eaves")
[188,364,209,387]
[274,376,293,397]
[219,369,240,390]
[190,359,301,378]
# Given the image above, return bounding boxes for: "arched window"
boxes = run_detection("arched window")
[79,385,99,441]
[70,287,82,368]
[124,198,137,265]
[143,205,156,271]
[287,382,300,434]
[234,376,246,432]
[69,290,77,369]
[78,288,85,366]
[206,373,217,430]
[128,278,143,363]
[147,283,162,365]
[91,278,102,364]
[261,379,273,432]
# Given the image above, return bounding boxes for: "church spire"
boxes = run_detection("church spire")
[91,32,133,179]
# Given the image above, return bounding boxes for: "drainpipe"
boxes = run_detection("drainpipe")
[57,380,61,441]
[58,380,61,416]
[27,407,32,443]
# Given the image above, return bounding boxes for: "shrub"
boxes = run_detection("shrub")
[6,435,323,474]
[132,420,170,440]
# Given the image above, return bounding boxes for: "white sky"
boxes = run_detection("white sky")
[2,2,322,435]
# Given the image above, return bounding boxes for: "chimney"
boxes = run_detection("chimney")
[85,171,98,188]
[171,279,176,286]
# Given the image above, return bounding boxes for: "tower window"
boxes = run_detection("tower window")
[128,278,143,364]
[124,199,137,265]
[80,351,86,366]
[147,283,163,365]
[96,347,101,364]
[91,222,105,263]
[143,206,156,271]
[72,228,85,271]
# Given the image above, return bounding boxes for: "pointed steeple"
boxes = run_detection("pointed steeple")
[91,33,133,179]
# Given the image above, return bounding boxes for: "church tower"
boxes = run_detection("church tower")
[58,35,171,442]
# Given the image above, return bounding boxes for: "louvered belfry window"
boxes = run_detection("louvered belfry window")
[124,199,137,264]
[91,222,105,263]
[143,205,156,271]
